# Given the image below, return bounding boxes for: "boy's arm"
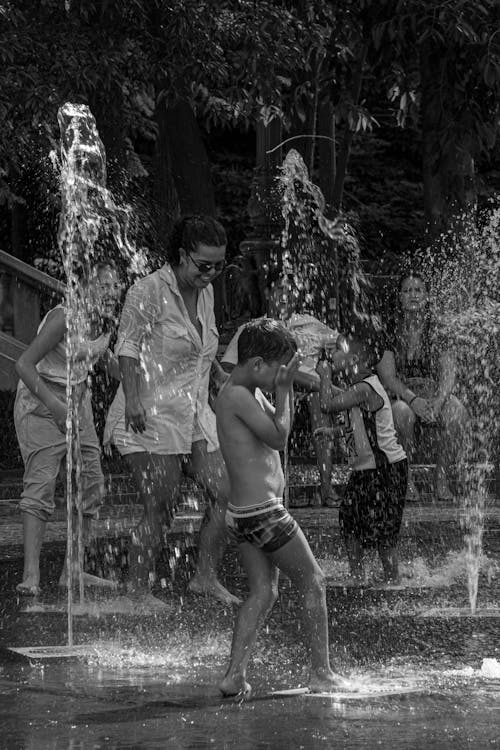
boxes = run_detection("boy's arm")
[229,354,299,450]
[229,387,290,450]
[317,363,372,413]
[320,383,368,413]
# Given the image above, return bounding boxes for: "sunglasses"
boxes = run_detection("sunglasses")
[188,254,226,275]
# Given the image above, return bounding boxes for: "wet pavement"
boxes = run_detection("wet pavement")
[1,474,500,749]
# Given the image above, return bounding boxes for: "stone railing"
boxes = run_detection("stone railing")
[0,250,64,389]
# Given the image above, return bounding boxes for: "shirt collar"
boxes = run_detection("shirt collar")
[158,262,180,294]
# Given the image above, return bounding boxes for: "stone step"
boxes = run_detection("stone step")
[1,463,498,513]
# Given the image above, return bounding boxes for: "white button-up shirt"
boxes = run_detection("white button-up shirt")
[105,263,219,455]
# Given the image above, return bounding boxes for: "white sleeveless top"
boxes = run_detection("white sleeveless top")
[345,374,406,471]
[35,304,109,385]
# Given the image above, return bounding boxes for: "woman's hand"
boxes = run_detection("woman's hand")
[103,439,113,458]
[125,397,147,433]
[430,396,446,421]
[51,400,68,434]
[410,396,434,423]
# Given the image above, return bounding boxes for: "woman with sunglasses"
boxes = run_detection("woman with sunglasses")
[104,215,239,605]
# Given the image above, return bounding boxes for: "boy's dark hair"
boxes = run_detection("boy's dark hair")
[167,214,227,265]
[343,319,385,371]
[237,317,297,364]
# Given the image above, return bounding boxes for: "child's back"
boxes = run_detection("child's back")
[344,372,406,471]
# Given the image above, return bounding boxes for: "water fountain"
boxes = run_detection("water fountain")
[10,103,148,658]
[275,149,500,613]
[420,211,500,618]
[3,118,500,749]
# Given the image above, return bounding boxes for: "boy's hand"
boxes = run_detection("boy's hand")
[316,359,332,379]
[275,353,300,389]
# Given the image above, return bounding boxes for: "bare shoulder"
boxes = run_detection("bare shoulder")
[216,382,260,416]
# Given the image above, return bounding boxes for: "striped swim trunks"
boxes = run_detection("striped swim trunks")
[226,498,299,553]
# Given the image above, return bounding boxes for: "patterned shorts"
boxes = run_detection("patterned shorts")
[226,498,299,553]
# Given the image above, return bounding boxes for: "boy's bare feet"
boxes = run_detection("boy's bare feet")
[219,674,252,699]
[16,581,41,597]
[309,669,356,694]
[188,575,241,605]
[58,572,118,589]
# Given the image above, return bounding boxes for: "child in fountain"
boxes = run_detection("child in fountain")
[316,324,408,584]
[215,318,351,698]
[13,262,121,596]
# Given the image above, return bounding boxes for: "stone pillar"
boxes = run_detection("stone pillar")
[239,118,283,315]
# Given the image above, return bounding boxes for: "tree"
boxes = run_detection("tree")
[371,0,500,241]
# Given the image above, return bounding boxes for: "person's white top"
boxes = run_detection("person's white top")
[104,263,219,455]
[28,304,108,386]
[345,374,406,471]
[221,314,338,382]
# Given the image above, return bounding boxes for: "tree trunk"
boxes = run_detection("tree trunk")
[159,97,222,320]
[332,43,367,210]
[154,98,180,241]
[162,98,216,216]
[420,41,477,244]
[318,99,336,208]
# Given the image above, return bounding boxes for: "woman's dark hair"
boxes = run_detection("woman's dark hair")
[238,317,297,364]
[167,215,227,265]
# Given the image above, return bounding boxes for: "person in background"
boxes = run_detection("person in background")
[317,325,408,584]
[221,273,339,507]
[14,262,121,596]
[104,215,239,605]
[216,318,352,697]
[376,271,468,501]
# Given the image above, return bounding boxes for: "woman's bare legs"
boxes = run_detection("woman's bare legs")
[436,395,469,500]
[219,543,278,697]
[186,442,240,605]
[308,393,337,507]
[17,512,45,594]
[125,452,182,592]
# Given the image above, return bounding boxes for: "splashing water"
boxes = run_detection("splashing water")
[56,103,149,643]
[277,148,372,328]
[423,209,500,613]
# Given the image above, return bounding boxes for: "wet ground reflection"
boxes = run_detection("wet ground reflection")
[1,626,500,749]
[2,515,500,749]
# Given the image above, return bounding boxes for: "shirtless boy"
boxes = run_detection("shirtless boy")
[215,318,350,698]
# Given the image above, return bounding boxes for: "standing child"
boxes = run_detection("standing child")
[14,262,121,596]
[215,317,351,698]
[316,325,408,584]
